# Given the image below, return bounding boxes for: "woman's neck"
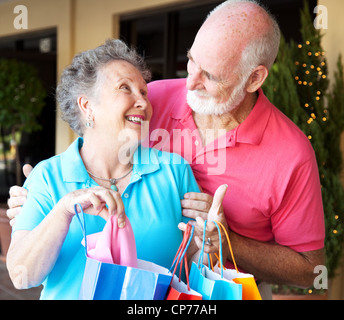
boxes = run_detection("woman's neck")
[80,134,134,181]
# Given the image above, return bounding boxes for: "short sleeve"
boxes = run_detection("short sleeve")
[180,160,200,224]
[271,157,325,252]
[12,162,54,233]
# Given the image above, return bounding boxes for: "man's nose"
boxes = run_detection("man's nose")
[186,59,205,91]
[186,70,205,91]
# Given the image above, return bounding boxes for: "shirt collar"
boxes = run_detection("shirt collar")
[170,83,190,120]
[60,137,89,183]
[235,89,272,145]
[61,138,161,184]
[132,145,160,178]
[172,87,272,147]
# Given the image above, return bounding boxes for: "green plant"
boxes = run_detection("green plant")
[263,1,344,294]
[0,58,46,184]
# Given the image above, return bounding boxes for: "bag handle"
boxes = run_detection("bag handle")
[197,220,224,278]
[74,203,88,254]
[169,223,193,273]
[169,223,194,290]
[214,220,238,273]
[197,220,239,278]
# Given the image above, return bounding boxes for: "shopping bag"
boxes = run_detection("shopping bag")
[75,204,172,300]
[166,223,202,300]
[189,220,242,300]
[212,220,262,300]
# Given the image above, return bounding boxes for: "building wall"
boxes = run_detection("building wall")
[2,0,342,154]
[0,0,190,153]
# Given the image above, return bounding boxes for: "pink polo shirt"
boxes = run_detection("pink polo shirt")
[146,78,325,253]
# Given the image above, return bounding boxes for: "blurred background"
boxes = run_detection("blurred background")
[0,0,343,299]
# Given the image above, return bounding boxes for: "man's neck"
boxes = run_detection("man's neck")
[192,92,258,146]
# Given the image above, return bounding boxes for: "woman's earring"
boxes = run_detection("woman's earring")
[85,115,94,128]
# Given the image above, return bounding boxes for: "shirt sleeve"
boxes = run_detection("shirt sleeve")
[179,159,201,224]
[12,161,54,233]
[271,157,325,252]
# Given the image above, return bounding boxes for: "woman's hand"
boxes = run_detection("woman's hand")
[59,186,126,228]
[7,186,126,289]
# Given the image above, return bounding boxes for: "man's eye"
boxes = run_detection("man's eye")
[120,84,130,91]
[205,72,216,81]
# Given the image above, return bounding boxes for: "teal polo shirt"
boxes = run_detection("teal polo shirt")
[13,138,200,300]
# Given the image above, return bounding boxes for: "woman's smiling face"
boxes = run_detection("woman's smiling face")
[91,60,152,143]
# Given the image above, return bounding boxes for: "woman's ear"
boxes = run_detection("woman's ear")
[246,65,269,93]
[77,96,92,118]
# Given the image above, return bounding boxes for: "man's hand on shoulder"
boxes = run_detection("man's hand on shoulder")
[6,164,33,226]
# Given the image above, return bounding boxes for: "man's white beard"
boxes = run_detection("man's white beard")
[186,79,247,116]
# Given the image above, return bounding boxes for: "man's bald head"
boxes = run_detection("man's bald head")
[194,0,280,78]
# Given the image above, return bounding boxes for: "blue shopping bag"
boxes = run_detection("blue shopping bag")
[75,204,172,300]
[189,220,242,300]
[79,257,172,300]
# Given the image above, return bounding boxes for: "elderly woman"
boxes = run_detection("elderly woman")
[6,39,200,300]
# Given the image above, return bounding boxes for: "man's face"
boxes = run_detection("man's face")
[186,49,248,116]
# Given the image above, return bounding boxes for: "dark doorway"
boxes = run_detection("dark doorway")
[0,29,57,201]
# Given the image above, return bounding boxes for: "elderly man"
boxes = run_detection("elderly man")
[146,0,325,298]
[8,0,325,299]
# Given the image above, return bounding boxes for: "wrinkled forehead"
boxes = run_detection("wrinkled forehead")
[97,60,146,85]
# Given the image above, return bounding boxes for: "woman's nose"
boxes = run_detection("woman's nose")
[134,95,149,110]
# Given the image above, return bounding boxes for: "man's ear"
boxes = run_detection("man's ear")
[246,65,269,93]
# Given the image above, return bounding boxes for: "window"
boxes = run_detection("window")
[120,0,317,81]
